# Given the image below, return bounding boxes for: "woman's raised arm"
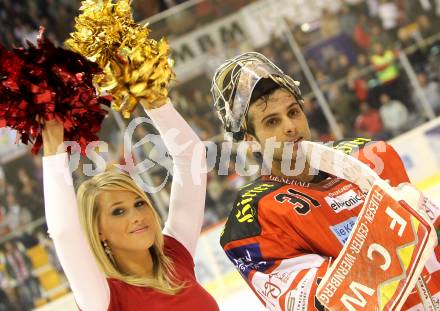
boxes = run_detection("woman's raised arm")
[42,120,110,311]
[144,100,207,257]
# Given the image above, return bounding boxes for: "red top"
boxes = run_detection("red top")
[353,25,371,49]
[353,78,368,102]
[355,110,383,136]
[107,236,219,311]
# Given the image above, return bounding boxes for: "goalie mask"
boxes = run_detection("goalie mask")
[211,52,304,141]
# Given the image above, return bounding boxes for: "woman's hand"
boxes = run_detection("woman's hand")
[42,119,64,156]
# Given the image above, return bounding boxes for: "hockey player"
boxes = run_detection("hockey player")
[211,52,440,310]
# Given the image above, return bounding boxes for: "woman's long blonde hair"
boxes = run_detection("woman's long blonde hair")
[76,170,183,294]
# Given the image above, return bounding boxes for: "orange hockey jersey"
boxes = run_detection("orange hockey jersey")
[220,140,440,310]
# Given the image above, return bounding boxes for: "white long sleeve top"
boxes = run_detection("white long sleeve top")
[43,102,207,311]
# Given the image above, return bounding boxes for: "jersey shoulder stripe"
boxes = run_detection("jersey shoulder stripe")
[220,179,283,247]
[332,137,372,155]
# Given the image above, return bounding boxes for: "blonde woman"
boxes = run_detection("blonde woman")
[42,100,219,311]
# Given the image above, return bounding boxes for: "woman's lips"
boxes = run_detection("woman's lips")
[130,226,149,234]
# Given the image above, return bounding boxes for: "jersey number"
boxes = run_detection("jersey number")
[275,189,320,215]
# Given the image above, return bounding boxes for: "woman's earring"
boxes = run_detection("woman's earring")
[103,240,112,255]
[103,240,116,265]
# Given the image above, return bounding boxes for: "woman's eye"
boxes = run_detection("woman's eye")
[112,208,125,216]
[135,201,146,208]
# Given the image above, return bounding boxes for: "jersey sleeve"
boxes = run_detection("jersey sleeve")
[43,153,110,311]
[345,140,410,186]
[251,254,331,311]
[223,226,331,310]
[144,101,207,257]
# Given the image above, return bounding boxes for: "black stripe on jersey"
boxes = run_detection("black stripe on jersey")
[315,278,325,311]
[220,180,283,247]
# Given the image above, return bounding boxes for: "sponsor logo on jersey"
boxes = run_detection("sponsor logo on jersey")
[327,184,352,198]
[235,183,276,223]
[322,177,342,190]
[225,243,274,278]
[253,264,298,306]
[284,269,317,311]
[251,257,319,310]
[267,175,312,188]
[221,182,281,247]
[333,138,371,155]
[330,216,357,245]
[325,189,364,213]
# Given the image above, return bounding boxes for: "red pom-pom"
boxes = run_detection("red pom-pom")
[0,27,111,154]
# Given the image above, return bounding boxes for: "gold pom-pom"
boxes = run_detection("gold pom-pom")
[66,0,174,117]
